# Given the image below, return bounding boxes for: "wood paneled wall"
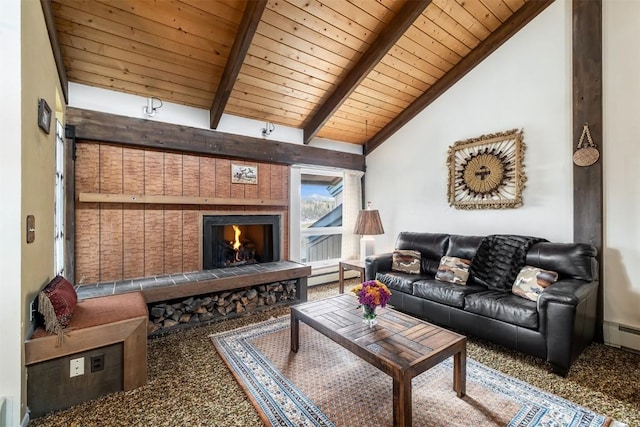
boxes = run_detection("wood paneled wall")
[75,142,289,284]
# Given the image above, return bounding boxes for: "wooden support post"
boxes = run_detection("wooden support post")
[572,0,603,341]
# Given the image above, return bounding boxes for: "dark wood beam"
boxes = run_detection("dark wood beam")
[66,108,365,171]
[210,0,267,129]
[302,0,431,144]
[572,0,603,341]
[64,125,76,284]
[41,0,69,102]
[365,0,554,154]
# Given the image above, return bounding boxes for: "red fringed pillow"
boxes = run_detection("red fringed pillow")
[37,276,77,343]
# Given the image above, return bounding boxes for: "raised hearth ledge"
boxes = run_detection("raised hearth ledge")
[76,261,311,304]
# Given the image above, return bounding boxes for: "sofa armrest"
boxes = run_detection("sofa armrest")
[537,279,599,375]
[538,279,598,308]
[364,252,393,281]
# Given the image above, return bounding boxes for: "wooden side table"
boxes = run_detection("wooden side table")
[338,260,366,293]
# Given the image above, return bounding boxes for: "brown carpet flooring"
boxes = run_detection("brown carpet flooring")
[32,280,640,427]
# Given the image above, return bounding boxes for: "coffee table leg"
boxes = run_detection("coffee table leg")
[290,313,299,353]
[453,345,467,397]
[393,375,412,427]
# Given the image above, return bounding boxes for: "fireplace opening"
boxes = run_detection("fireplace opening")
[203,215,281,270]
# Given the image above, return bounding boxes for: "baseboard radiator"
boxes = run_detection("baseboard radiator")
[603,322,640,354]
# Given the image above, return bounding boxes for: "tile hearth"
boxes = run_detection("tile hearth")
[75,261,310,303]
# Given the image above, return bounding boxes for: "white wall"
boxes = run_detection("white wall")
[366,1,572,250]
[0,0,24,425]
[68,82,362,155]
[366,0,640,346]
[69,82,210,130]
[602,0,640,341]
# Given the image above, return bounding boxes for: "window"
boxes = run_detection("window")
[290,166,362,271]
[289,166,344,271]
[54,120,64,276]
[296,169,344,267]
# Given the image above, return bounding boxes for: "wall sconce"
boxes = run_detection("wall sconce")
[353,202,385,260]
[261,122,275,137]
[143,97,163,117]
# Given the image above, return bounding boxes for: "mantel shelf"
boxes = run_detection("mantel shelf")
[78,192,288,206]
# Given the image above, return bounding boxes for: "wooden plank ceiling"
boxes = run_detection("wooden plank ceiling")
[50,0,551,150]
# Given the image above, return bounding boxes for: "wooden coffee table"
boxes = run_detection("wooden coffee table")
[290,294,466,427]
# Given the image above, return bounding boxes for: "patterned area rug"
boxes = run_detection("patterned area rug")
[211,316,623,427]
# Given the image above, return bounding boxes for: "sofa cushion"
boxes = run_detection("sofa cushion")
[376,272,429,294]
[435,256,471,285]
[413,279,487,308]
[526,242,597,281]
[464,290,538,330]
[445,235,483,260]
[395,232,449,275]
[512,266,558,301]
[392,249,421,274]
[31,292,148,339]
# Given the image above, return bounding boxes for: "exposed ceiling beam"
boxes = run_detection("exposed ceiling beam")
[210,0,267,129]
[41,0,68,102]
[302,0,432,144]
[66,108,366,171]
[365,0,555,154]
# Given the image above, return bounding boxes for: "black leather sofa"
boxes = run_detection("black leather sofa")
[365,232,599,376]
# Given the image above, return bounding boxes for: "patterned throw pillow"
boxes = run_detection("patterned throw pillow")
[435,256,471,285]
[512,266,558,301]
[392,250,421,275]
[37,275,78,343]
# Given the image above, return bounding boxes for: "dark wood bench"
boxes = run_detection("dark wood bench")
[25,292,148,417]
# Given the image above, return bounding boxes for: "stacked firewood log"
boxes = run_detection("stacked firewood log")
[147,281,297,335]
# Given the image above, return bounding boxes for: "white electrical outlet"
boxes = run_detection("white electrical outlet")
[70,357,84,377]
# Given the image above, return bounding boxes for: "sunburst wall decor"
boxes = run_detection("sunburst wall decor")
[447,129,526,210]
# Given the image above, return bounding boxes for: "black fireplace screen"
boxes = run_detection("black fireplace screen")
[202,215,281,269]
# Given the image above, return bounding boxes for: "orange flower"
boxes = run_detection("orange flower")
[351,280,391,309]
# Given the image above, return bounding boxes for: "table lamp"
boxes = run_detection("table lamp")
[353,202,385,260]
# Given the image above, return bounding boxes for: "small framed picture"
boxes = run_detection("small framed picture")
[38,98,52,134]
[231,164,258,185]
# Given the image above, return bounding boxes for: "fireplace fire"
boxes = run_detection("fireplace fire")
[203,215,281,270]
[223,225,258,267]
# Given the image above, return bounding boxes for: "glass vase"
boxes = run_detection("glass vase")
[362,305,377,328]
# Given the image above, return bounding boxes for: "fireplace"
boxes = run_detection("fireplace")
[202,215,281,270]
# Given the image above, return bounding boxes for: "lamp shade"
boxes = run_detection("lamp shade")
[353,209,384,235]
